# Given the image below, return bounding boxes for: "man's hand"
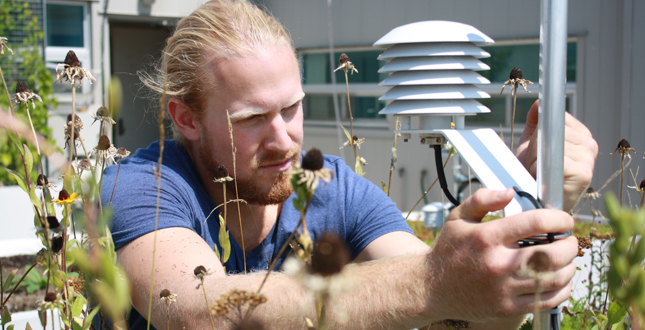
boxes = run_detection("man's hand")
[427,188,578,323]
[515,100,598,211]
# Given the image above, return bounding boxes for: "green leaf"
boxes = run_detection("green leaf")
[84,306,101,330]
[28,188,42,213]
[3,269,17,292]
[7,325,14,330]
[7,130,24,156]
[341,125,352,142]
[73,295,86,318]
[4,167,27,192]
[25,323,33,330]
[23,143,33,174]
[72,319,83,330]
[218,214,231,263]
[2,307,11,325]
[607,301,627,328]
[381,182,387,193]
[354,155,364,176]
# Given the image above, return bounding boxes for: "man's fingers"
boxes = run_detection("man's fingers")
[514,281,573,313]
[493,209,574,243]
[447,188,514,222]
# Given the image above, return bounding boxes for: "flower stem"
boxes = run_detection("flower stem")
[227,110,246,273]
[344,70,357,161]
[620,155,625,207]
[109,158,122,207]
[201,280,216,330]
[510,83,517,152]
[1,262,37,306]
[387,117,400,197]
[69,85,76,165]
[23,105,41,156]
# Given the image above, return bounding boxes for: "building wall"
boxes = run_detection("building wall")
[263,0,645,215]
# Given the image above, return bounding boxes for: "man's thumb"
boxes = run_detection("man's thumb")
[447,188,514,222]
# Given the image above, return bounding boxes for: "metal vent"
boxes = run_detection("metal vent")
[374,21,494,140]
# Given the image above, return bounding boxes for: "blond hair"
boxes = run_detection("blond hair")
[141,0,293,144]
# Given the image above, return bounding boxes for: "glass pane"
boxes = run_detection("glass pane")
[514,97,539,125]
[466,98,506,124]
[480,42,576,83]
[304,95,336,119]
[301,50,386,84]
[47,4,84,47]
[303,95,386,120]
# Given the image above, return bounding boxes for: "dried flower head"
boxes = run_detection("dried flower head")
[193,265,210,279]
[583,187,601,200]
[334,53,358,75]
[51,235,64,254]
[13,81,42,109]
[311,232,350,276]
[235,318,265,330]
[209,289,267,317]
[44,292,56,303]
[37,174,48,187]
[91,106,116,125]
[500,67,534,95]
[38,291,63,311]
[67,277,85,295]
[115,147,131,160]
[527,251,551,273]
[90,135,118,163]
[611,139,636,158]
[47,216,60,230]
[159,289,178,304]
[433,319,471,330]
[576,235,592,257]
[295,148,333,192]
[0,36,13,55]
[64,113,83,149]
[213,165,233,183]
[341,135,365,150]
[56,50,96,87]
[53,189,81,205]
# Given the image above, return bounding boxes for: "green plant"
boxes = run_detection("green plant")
[11,265,47,294]
[0,0,56,185]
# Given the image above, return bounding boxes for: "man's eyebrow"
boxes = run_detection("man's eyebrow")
[227,92,306,121]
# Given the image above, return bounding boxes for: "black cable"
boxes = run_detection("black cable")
[551,312,560,330]
[433,144,460,206]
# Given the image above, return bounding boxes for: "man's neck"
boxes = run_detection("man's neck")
[185,142,279,251]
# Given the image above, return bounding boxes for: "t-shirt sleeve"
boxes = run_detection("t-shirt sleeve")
[331,158,414,259]
[101,162,203,251]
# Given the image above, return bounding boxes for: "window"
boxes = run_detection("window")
[45,2,91,100]
[299,49,389,123]
[467,41,577,127]
[299,41,578,127]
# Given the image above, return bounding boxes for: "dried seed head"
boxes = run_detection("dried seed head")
[352,135,358,142]
[97,135,111,151]
[96,106,110,117]
[37,174,49,187]
[46,216,60,229]
[44,292,56,302]
[640,179,645,191]
[64,50,81,67]
[66,113,83,126]
[509,67,523,80]
[339,53,350,65]
[78,159,91,171]
[15,81,29,93]
[586,187,595,194]
[215,165,229,179]
[302,148,324,171]
[527,251,551,273]
[617,139,631,150]
[52,235,64,254]
[160,289,171,299]
[311,232,350,276]
[58,189,71,201]
[194,265,207,277]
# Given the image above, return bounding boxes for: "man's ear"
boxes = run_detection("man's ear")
[168,97,200,141]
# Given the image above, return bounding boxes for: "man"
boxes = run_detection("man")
[101,1,598,329]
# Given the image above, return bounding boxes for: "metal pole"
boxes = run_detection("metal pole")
[538,0,568,329]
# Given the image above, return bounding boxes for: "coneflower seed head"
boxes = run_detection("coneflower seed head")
[527,251,551,272]
[44,292,56,302]
[640,179,645,191]
[215,165,229,179]
[311,232,350,276]
[302,148,323,171]
[97,135,111,150]
[37,174,49,186]
[160,289,171,299]
[15,81,29,93]
[58,189,71,200]
[339,53,350,65]
[64,50,81,67]
[96,106,110,117]
[509,67,523,80]
[52,235,64,254]
[617,139,631,149]
[194,265,207,277]
[46,216,60,229]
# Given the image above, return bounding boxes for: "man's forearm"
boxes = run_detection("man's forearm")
[142,253,435,330]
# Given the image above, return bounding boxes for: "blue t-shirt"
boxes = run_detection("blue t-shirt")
[101,140,413,329]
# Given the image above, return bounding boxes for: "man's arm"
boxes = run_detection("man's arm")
[118,188,576,330]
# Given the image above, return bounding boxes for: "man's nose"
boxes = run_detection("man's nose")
[264,114,292,154]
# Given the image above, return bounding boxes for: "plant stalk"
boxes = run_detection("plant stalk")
[343,70,357,161]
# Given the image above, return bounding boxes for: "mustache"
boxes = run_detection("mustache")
[256,145,301,167]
